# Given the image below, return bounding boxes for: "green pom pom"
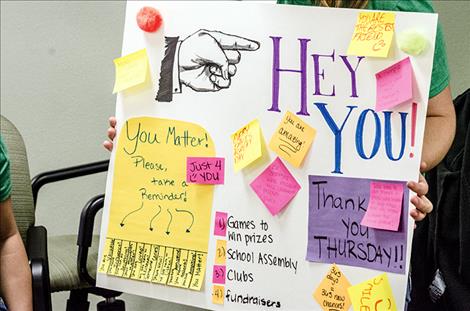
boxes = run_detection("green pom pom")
[398,30,428,56]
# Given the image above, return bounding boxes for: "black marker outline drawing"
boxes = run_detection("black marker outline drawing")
[156,29,260,102]
[149,205,162,231]
[175,208,195,233]
[279,138,300,157]
[165,209,173,235]
[120,201,144,227]
[119,200,197,235]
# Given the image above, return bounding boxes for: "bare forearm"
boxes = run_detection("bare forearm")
[0,197,32,311]
[421,86,456,171]
[422,115,455,170]
[0,232,32,311]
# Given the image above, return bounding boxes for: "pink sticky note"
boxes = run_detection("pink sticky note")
[361,181,405,231]
[214,212,228,236]
[186,157,225,185]
[250,157,301,216]
[212,265,226,284]
[375,57,413,111]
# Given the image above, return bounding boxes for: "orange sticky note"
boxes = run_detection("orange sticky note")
[347,12,395,58]
[347,273,397,311]
[215,240,227,265]
[212,285,225,305]
[269,111,316,167]
[313,264,352,311]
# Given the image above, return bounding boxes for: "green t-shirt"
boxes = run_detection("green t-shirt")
[277,0,449,98]
[0,136,12,202]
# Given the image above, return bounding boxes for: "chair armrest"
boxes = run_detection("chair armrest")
[77,194,105,286]
[77,194,122,298]
[31,160,109,207]
[27,225,52,311]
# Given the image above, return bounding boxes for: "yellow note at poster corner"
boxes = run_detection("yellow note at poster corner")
[231,119,263,172]
[347,12,395,58]
[313,264,351,311]
[113,48,149,93]
[348,273,397,311]
[269,111,316,168]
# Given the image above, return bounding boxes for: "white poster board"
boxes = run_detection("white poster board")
[97,1,437,310]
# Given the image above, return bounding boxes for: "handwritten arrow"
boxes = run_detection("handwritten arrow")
[149,205,162,231]
[175,208,195,233]
[166,209,173,235]
[120,201,144,227]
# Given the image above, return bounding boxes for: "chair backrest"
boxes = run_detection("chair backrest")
[1,115,35,243]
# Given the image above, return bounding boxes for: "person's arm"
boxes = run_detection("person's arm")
[421,86,456,171]
[0,197,32,311]
[406,71,454,223]
[391,1,456,171]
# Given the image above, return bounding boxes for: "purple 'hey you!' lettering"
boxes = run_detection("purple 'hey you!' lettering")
[267,36,410,174]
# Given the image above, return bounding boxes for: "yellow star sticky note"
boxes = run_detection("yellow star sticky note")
[269,111,316,167]
[347,12,395,58]
[231,119,263,172]
[347,273,397,311]
[313,264,352,311]
[113,48,149,93]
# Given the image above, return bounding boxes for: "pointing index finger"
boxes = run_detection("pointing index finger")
[204,30,260,51]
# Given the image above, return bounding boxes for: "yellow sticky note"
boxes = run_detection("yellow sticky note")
[108,117,214,255]
[100,117,214,291]
[347,273,397,311]
[269,111,316,167]
[113,48,149,93]
[231,119,263,172]
[98,238,114,274]
[313,264,352,311]
[189,253,207,290]
[347,12,395,58]
[212,285,225,305]
[215,240,227,265]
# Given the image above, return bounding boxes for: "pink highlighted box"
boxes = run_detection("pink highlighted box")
[186,157,225,185]
[212,265,226,284]
[214,212,228,237]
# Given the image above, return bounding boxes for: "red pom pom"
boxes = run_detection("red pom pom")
[136,7,162,33]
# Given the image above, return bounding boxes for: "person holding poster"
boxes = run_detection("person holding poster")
[277,1,455,310]
[279,2,455,310]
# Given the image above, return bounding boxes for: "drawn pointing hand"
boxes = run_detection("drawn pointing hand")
[178,29,260,92]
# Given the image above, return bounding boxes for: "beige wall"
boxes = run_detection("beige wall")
[1,1,468,310]
[433,0,470,97]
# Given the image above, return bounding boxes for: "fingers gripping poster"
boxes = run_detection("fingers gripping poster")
[98,1,438,310]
